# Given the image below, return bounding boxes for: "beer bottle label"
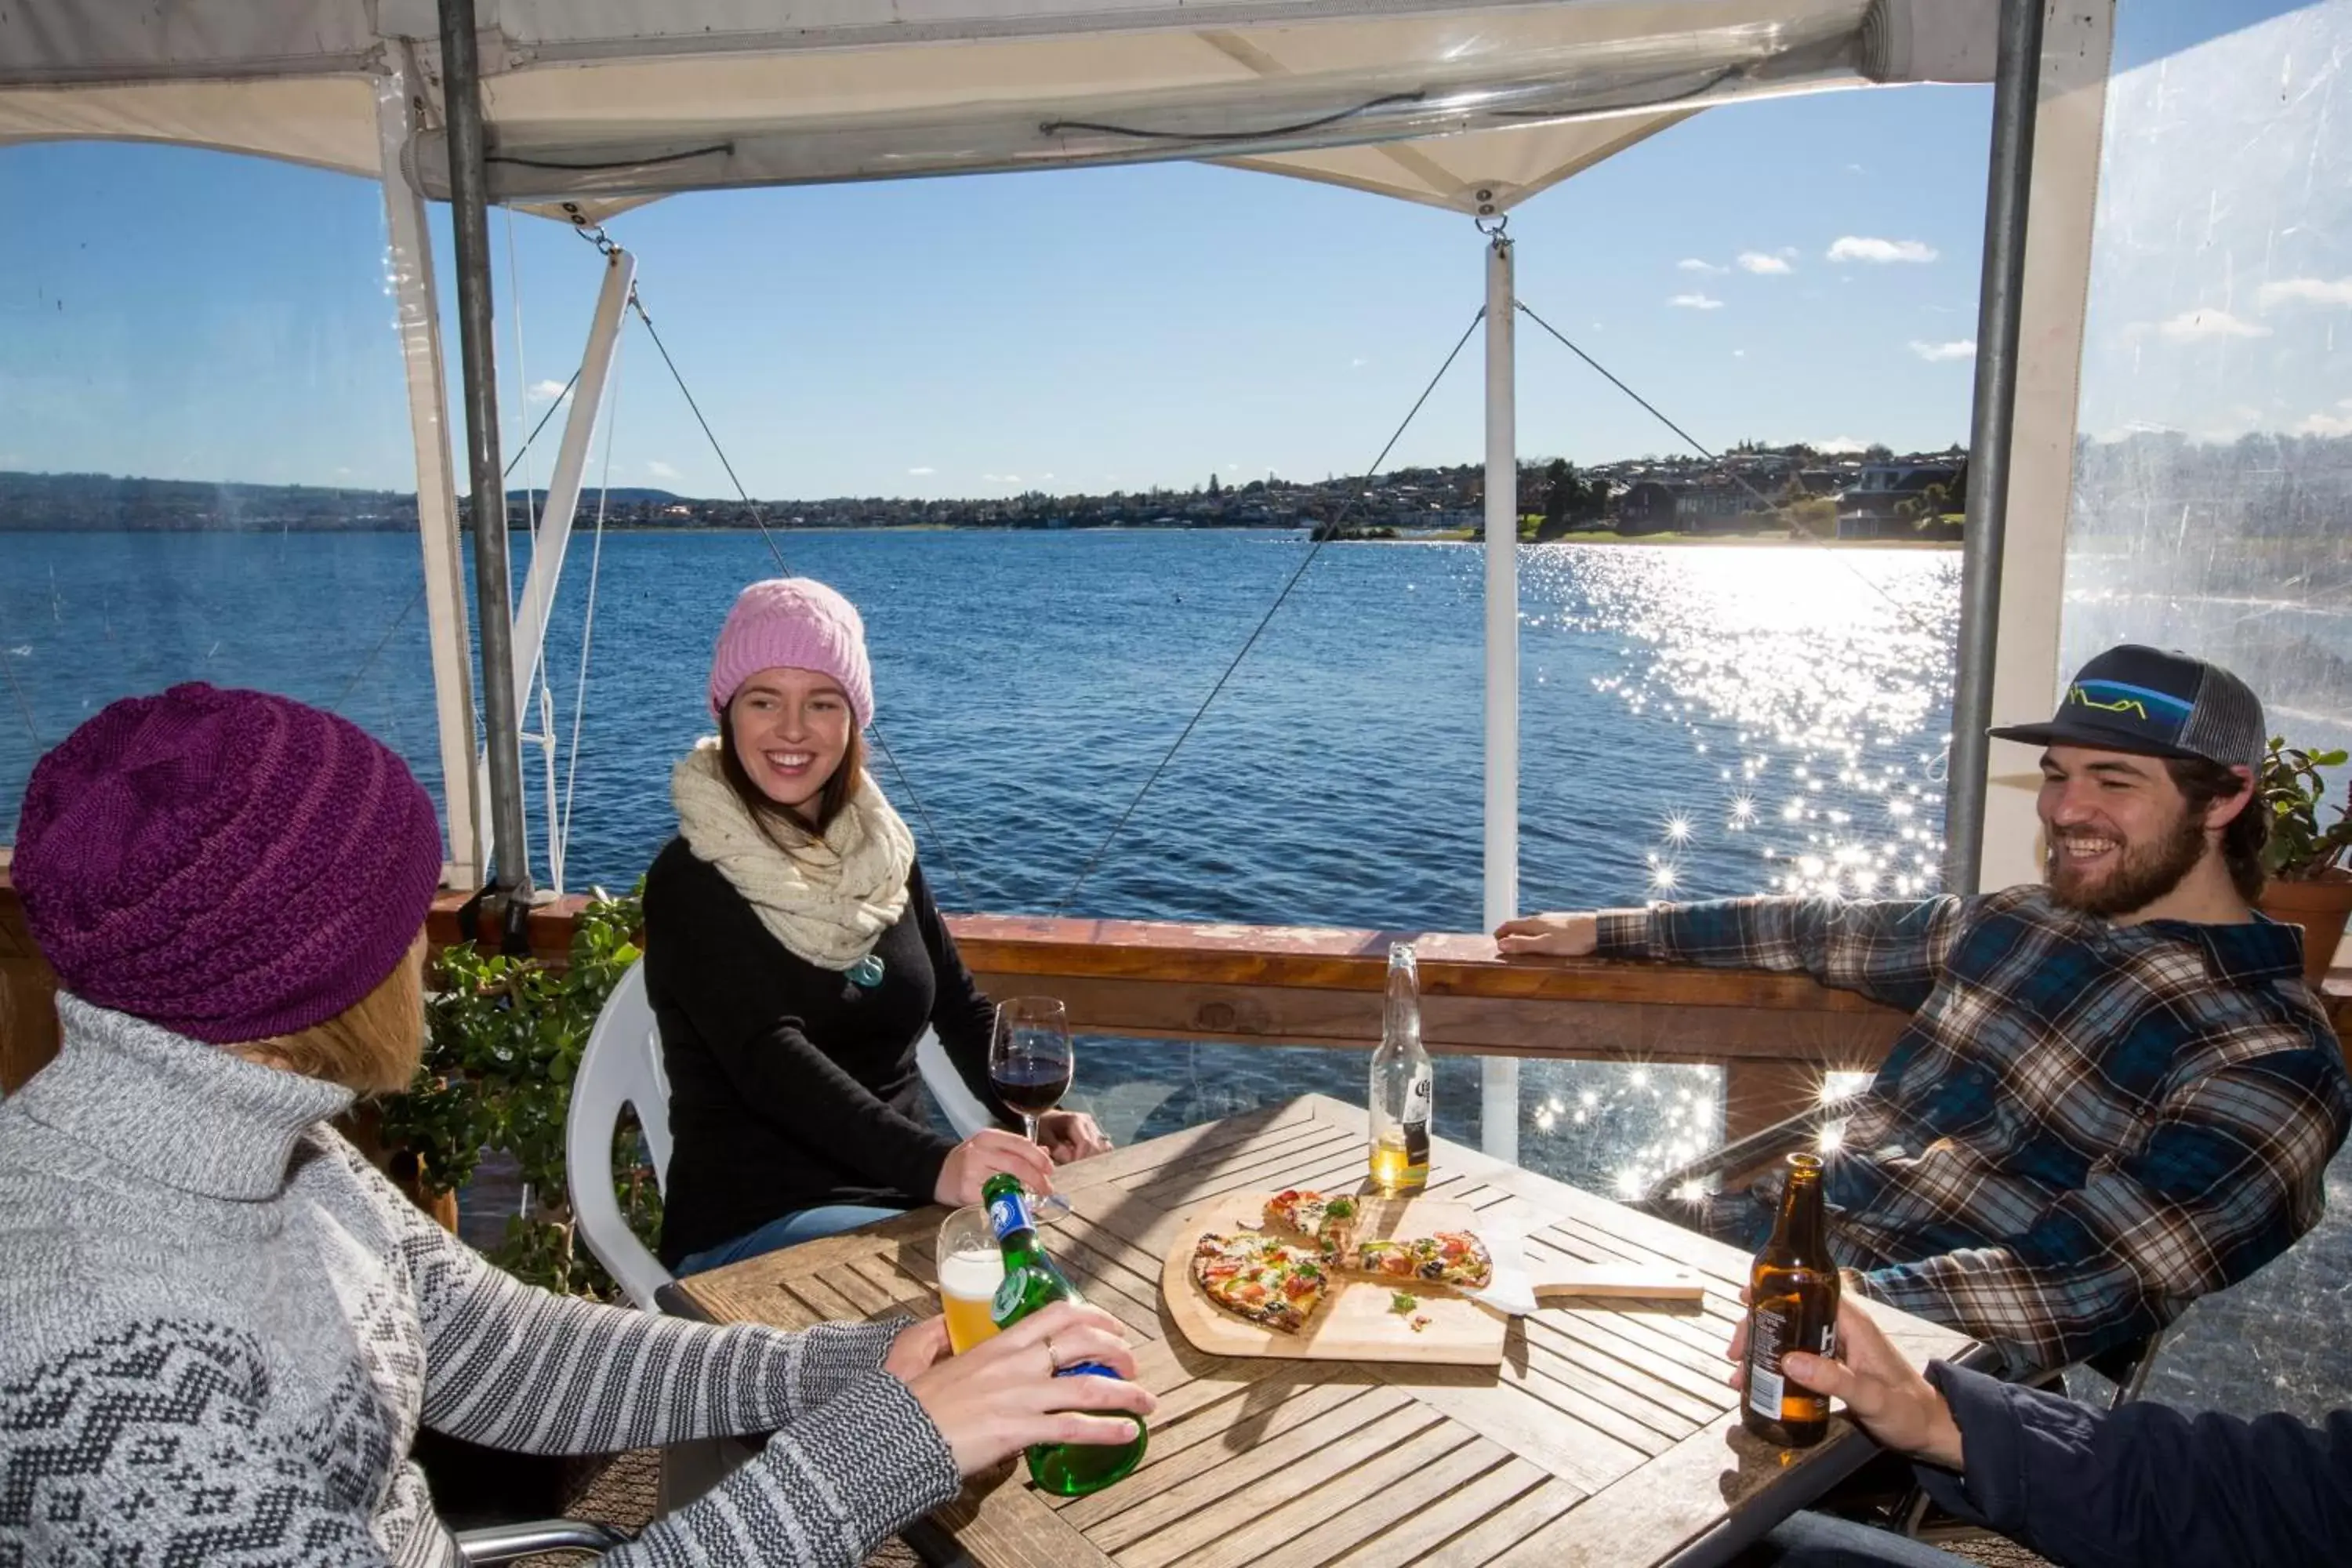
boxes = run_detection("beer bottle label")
[1404,1076,1432,1162]
[987,1190,1033,1243]
[1746,1304,1792,1422]
[992,1272,1027,1321]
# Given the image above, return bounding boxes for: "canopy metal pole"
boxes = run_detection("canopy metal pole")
[372,61,481,891]
[1944,0,2046,895]
[1482,230,1520,1167]
[437,0,534,900]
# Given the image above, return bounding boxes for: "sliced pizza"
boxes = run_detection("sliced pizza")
[1191,1231,1330,1334]
[1261,1189,1362,1260]
[1348,1230,1494,1290]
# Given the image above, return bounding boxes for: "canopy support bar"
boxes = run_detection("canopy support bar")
[439,0,533,902]
[372,62,481,891]
[1944,0,2047,893]
[498,248,635,863]
[1482,228,1519,1167]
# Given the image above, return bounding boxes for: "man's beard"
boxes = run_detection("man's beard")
[2045,807,2209,916]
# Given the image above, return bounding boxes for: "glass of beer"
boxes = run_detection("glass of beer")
[937,1205,1006,1354]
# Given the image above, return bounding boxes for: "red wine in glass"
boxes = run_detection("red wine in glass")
[991,1056,1074,1120]
[990,996,1076,1217]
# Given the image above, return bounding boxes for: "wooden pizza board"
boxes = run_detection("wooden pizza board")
[1160,1189,1509,1367]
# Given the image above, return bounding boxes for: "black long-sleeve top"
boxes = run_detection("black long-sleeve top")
[1911,1360,2352,1567]
[642,838,1007,1267]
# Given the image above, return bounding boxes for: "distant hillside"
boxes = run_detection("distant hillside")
[0,470,415,531]
[0,472,709,531]
[507,486,682,506]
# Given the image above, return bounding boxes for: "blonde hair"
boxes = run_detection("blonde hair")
[239,931,428,1094]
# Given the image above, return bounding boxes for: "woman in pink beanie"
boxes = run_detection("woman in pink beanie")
[1,682,1150,1563]
[644,576,1110,1274]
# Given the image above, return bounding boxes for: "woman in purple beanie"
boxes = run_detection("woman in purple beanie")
[645,576,1111,1275]
[0,682,1149,1564]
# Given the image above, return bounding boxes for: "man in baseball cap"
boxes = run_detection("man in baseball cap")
[1498,644,2349,1379]
[1988,644,2269,917]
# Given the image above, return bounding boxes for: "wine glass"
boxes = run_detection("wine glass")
[990,996,1076,1219]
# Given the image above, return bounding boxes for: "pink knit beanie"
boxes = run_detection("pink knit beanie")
[707,577,874,728]
[13,683,444,1045]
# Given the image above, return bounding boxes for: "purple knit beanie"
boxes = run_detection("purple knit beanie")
[12,683,445,1045]
[707,577,874,728]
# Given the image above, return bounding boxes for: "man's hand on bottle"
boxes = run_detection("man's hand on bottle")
[1492,911,1602,956]
[904,1302,1155,1475]
[1726,1290,1967,1471]
[935,1129,1059,1207]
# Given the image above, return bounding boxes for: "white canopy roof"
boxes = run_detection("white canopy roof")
[0,0,1993,214]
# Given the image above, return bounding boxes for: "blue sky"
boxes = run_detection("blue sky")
[1,79,2000,500]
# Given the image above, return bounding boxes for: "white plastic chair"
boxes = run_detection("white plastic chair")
[568,962,990,1313]
[917,1026,996,1140]
[567,962,675,1312]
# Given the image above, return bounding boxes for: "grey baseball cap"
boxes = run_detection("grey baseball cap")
[1988,644,2266,771]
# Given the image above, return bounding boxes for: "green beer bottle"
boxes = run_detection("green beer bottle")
[981,1174,1148,1496]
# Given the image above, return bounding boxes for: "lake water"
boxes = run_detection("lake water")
[1,526,1957,1192]
[0,528,1961,917]
[7,526,2349,1421]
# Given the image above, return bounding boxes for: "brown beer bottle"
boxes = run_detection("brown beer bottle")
[1741,1152,1840,1447]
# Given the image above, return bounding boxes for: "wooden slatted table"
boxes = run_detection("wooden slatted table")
[663,1094,1975,1568]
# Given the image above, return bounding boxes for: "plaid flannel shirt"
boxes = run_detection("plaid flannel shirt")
[1599,886,2352,1374]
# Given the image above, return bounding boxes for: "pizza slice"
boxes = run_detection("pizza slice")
[1191,1232,1330,1334]
[1261,1189,1362,1260]
[1348,1230,1494,1290]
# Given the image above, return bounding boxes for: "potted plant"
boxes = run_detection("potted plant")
[379,887,661,1298]
[2253,738,2352,987]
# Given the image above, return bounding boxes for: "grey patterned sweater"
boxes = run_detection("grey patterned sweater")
[0,996,962,1566]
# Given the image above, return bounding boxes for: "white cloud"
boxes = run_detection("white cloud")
[1677,258,1727,274]
[1828,236,1939,264]
[983,473,1023,485]
[645,459,680,480]
[1668,292,1726,310]
[1349,356,1370,368]
[906,466,935,476]
[1908,338,1977,362]
[1732,349,1747,358]
[2151,309,2271,343]
[2256,276,2352,310]
[526,379,571,404]
[1813,436,1868,454]
[2295,400,2352,437]
[1737,251,1794,275]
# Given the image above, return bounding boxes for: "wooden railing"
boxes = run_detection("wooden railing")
[11,870,2352,1141]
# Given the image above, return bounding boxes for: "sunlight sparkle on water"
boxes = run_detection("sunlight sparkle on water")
[1521,546,1956,902]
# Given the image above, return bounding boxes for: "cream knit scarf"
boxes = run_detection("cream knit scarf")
[670,739,916,970]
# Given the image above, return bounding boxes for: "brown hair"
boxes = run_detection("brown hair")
[2166,755,2268,903]
[240,931,428,1094]
[718,709,864,851]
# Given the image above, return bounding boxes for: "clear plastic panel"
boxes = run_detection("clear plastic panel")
[2063,0,2352,763]
[0,143,437,840]
[2060,0,2352,1425]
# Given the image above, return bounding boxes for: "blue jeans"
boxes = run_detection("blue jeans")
[675,1203,911,1277]
[1730,1512,1972,1568]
